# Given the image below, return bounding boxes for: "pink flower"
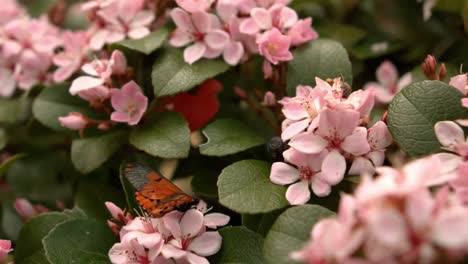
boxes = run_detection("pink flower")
[69,50,126,101]
[81,0,115,11]
[105,202,132,225]
[287,18,318,46]
[0,68,15,97]
[89,0,155,50]
[0,0,24,25]
[176,0,215,13]
[262,91,276,106]
[53,31,91,83]
[270,148,346,203]
[0,240,12,261]
[240,4,298,35]
[14,198,49,221]
[449,73,467,95]
[161,209,223,263]
[236,0,292,14]
[364,61,412,104]
[58,112,88,130]
[110,81,148,126]
[257,28,293,65]
[169,8,229,64]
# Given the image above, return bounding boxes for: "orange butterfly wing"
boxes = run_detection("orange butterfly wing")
[125,163,197,217]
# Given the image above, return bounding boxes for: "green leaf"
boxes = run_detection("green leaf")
[214,226,265,264]
[0,97,30,125]
[218,160,288,214]
[242,209,284,237]
[75,181,125,220]
[263,205,334,264]
[287,39,352,96]
[0,129,7,151]
[152,48,230,97]
[32,84,97,131]
[20,0,57,17]
[112,28,169,55]
[43,218,116,264]
[130,112,190,158]
[15,212,72,264]
[1,204,22,240]
[0,153,28,179]
[200,119,266,156]
[7,153,74,202]
[317,23,366,48]
[387,81,468,157]
[71,131,127,174]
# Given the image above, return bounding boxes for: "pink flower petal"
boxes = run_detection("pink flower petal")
[251,8,272,30]
[311,174,332,197]
[318,109,360,140]
[184,43,207,64]
[185,252,210,264]
[204,213,230,228]
[180,209,204,238]
[188,231,222,256]
[279,6,298,29]
[368,208,409,250]
[223,41,244,66]
[239,17,260,35]
[367,121,392,150]
[432,207,468,248]
[434,121,465,148]
[286,180,311,205]
[281,119,309,141]
[171,8,194,31]
[204,30,229,50]
[163,211,184,237]
[192,11,212,33]
[111,112,130,123]
[321,151,346,185]
[69,76,104,95]
[162,243,187,259]
[130,11,155,28]
[341,127,371,156]
[170,28,194,47]
[376,61,398,89]
[281,101,309,121]
[270,162,300,185]
[128,27,150,39]
[449,74,467,95]
[348,157,375,176]
[289,132,328,154]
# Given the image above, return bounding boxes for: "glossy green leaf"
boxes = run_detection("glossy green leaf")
[388,81,468,157]
[200,119,266,156]
[113,28,169,55]
[43,219,116,264]
[191,170,219,199]
[130,112,190,158]
[71,131,127,174]
[0,97,30,125]
[214,226,265,264]
[0,129,7,151]
[75,181,125,220]
[152,48,230,96]
[242,209,284,237]
[218,160,288,214]
[287,39,352,96]
[264,205,334,264]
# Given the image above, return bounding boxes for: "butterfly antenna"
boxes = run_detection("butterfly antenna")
[133,207,143,218]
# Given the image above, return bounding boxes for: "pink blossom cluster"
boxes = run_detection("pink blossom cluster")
[0,1,62,96]
[82,0,155,50]
[0,240,12,263]
[270,77,392,204]
[292,156,468,264]
[106,201,230,264]
[364,60,412,104]
[169,0,318,66]
[59,50,149,131]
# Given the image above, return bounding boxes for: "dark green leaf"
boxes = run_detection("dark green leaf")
[191,170,219,199]
[43,219,116,264]
[113,28,169,55]
[0,129,6,151]
[1,205,22,241]
[287,39,352,96]
[20,0,57,17]
[218,160,288,214]
[32,84,97,131]
[264,205,334,264]
[317,23,366,48]
[215,226,265,264]
[75,181,125,220]
[130,112,190,158]
[15,212,72,264]
[0,153,28,179]
[387,81,468,157]
[200,119,266,156]
[0,97,30,125]
[71,131,127,174]
[242,209,284,237]
[152,48,230,97]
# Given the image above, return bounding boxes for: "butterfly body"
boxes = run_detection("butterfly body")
[125,163,198,217]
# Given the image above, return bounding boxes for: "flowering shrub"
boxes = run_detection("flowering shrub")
[0,0,467,264]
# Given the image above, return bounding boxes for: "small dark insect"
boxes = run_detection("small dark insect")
[267,137,289,162]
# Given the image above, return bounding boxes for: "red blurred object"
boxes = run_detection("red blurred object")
[170,79,223,131]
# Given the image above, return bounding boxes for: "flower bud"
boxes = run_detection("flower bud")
[111,50,127,75]
[422,55,438,80]
[262,91,277,106]
[58,112,88,130]
[14,198,36,220]
[0,240,11,261]
[263,60,273,79]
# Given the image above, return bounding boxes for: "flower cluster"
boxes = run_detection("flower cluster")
[59,50,149,131]
[0,240,12,263]
[292,156,468,264]
[0,0,155,98]
[364,60,412,104]
[270,77,392,204]
[106,201,229,264]
[169,0,318,66]
[82,0,155,50]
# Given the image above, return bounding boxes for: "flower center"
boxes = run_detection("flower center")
[299,166,314,181]
[267,42,279,54]
[126,103,138,116]
[194,32,204,42]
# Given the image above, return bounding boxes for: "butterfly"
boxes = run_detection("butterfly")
[124,163,198,217]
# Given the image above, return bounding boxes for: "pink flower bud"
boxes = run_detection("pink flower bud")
[14,199,37,220]
[97,122,112,131]
[107,220,120,236]
[58,112,88,130]
[262,91,276,106]
[111,50,127,76]
[262,60,273,79]
[0,240,11,261]
[105,201,131,224]
[234,87,247,98]
[422,55,438,80]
